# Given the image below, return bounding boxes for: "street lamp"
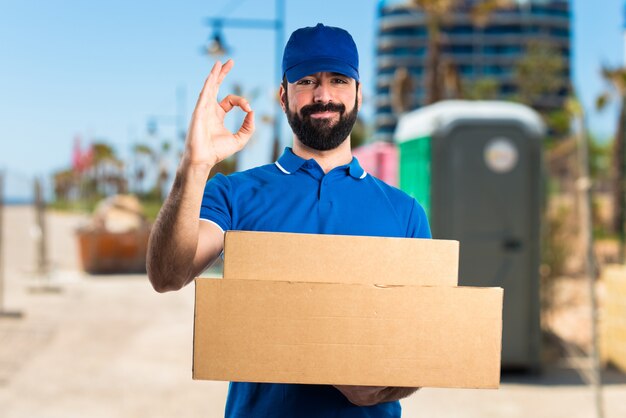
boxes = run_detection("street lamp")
[206,22,229,57]
[204,0,286,161]
[206,33,228,57]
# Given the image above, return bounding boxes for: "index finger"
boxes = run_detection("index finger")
[216,59,234,85]
[196,60,224,108]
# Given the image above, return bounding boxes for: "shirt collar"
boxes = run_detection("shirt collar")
[347,156,367,180]
[275,147,367,180]
[275,147,306,174]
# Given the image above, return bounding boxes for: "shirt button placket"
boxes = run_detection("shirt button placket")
[318,177,332,231]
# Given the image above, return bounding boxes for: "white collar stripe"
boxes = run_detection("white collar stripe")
[275,161,291,174]
[360,171,367,179]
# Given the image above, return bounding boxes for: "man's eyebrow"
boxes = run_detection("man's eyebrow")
[329,72,348,77]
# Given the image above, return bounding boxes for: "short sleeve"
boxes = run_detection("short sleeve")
[406,199,432,239]
[199,173,232,232]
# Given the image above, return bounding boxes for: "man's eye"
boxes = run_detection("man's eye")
[333,78,348,84]
[297,79,315,85]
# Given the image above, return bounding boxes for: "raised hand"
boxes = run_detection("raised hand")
[184,59,255,169]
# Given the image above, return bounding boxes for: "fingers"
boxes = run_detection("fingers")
[217,93,254,149]
[333,385,387,407]
[196,59,235,109]
[234,111,255,147]
[217,59,234,84]
[196,61,221,108]
[219,94,252,113]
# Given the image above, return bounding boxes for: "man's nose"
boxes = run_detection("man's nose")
[313,82,333,103]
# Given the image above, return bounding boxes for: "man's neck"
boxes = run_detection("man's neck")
[292,138,353,174]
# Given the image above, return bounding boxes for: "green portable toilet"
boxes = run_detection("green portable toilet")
[395,100,545,371]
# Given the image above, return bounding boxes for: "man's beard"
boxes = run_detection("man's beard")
[285,97,359,151]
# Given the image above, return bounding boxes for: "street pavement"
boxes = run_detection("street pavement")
[1,206,626,418]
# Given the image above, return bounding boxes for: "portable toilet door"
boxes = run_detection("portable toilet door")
[396,100,545,371]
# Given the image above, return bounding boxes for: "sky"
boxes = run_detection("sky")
[0,0,623,200]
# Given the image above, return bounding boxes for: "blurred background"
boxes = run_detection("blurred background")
[2,0,626,417]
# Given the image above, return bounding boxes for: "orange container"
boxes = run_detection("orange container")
[76,227,151,274]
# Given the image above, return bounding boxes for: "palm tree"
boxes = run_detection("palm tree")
[513,39,569,139]
[463,77,499,100]
[514,40,566,108]
[408,0,514,104]
[90,141,125,197]
[155,141,172,201]
[53,169,75,202]
[410,0,454,104]
[132,143,155,195]
[90,142,114,197]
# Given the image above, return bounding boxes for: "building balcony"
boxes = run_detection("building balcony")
[379,11,570,33]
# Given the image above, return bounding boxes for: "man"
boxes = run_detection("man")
[147,23,430,417]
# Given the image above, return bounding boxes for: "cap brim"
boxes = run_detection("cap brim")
[284,58,359,83]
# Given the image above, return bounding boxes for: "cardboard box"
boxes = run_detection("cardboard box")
[223,231,459,286]
[193,278,503,388]
[193,231,502,389]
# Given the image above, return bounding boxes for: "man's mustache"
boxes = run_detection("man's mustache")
[300,102,346,118]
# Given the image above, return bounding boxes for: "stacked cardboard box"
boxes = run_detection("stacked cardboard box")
[193,231,503,389]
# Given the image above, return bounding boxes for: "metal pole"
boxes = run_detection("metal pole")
[28,177,61,293]
[574,103,605,418]
[34,177,48,277]
[0,170,23,318]
[272,0,285,161]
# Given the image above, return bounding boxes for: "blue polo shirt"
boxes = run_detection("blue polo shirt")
[200,147,431,418]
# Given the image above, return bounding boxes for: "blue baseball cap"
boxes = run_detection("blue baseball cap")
[282,23,359,83]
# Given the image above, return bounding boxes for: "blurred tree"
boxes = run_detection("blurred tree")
[92,142,115,162]
[410,0,454,104]
[53,168,75,201]
[90,141,125,198]
[132,143,155,195]
[588,134,612,185]
[514,40,566,107]
[545,109,572,138]
[391,67,415,114]
[90,142,114,198]
[155,141,172,201]
[470,0,514,27]
[463,77,499,100]
[512,40,570,142]
[597,67,626,243]
[410,0,514,104]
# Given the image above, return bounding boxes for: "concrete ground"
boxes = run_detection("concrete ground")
[1,206,626,418]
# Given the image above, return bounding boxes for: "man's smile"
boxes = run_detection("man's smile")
[309,110,339,119]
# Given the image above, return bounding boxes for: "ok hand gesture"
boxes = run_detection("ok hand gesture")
[184,59,255,169]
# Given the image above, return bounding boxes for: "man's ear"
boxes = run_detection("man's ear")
[357,82,363,110]
[278,84,287,112]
